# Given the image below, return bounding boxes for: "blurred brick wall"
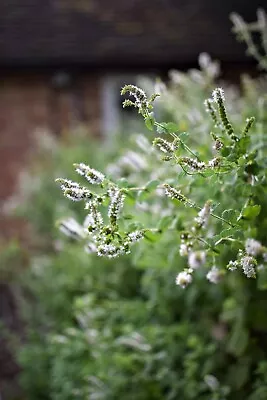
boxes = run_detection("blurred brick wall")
[0,72,101,240]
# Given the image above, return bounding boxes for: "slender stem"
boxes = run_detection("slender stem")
[195,236,220,254]
[125,186,147,192]
[210,211,235,227]
[180,140,201,161]
[215,237,243,246]
[194,205,235,227]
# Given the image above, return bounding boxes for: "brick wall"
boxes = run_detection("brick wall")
[0,72,101,239]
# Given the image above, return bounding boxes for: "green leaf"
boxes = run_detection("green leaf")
[145,180,160,193]
[145,114,155,131]
[117,178,131,188]
[137,180,160,201]
[165,122,179,133]
[228,358,250,389]
[144,230,162,242]
[123,214,134,220]
[156,122,179,134]
[157,216,173,231]
[178,132,189,141]
[228,323,249,356]
[222,209,239,222]
[235,136,251,155]
[239,205,261,221]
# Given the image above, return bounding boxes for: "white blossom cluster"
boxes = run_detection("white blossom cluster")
[212,87,225,103]
[176,250,207,289]
[56,178,93,202]
[163,184,188,203]
[227,250,257,278]
[208,157,222,168]
[153,137,179,155]
[127,230,144,243]
[179,157,206,171]
[188,251,206,269]
[206,266,221,284]
[240,255,257,278]
[227,259,239,271]
[179,243,191,256]
[108,186,125,225]
[74,163,105,185]
[194,201,211,229]
[245,238,263,256]
[84,201,104,233]
[97,243,127,258]
[176,270,193,289]
[121,84,150,113]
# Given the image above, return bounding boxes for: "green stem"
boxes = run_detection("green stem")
[194,205,235,227]
[195,236,220,254]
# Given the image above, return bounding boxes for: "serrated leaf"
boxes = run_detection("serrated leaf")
[222,209,239,222]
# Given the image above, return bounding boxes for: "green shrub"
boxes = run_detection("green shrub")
[17,11,267,400]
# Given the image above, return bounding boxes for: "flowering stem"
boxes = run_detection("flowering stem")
[154,121,202,161]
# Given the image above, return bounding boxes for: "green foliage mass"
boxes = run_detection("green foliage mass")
[12,14,267,399]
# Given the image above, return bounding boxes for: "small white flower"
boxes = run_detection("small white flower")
[227,259,239,271]
[188,251,206,269]
[175,271,192,288]
[245,238,262,256]
[179,243,189,256]
[74,163,105,184]
[97,243,123,258]
[84,202,103,232]
[212,87,225,103]
[108,187,125,224]
[195,201,211,228]
[240,255,256,278]
[206,266,221,284]
[127,230,144,243]
[208,157,221,168]
[64,187,91,202]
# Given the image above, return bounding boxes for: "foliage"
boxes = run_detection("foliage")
[16,11,267,400]
[231,9,267,71]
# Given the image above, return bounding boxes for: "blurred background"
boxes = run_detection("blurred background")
[0,0,265,238]
[0,1,266,399]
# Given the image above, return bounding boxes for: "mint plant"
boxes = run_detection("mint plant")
[56,78,267,288]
